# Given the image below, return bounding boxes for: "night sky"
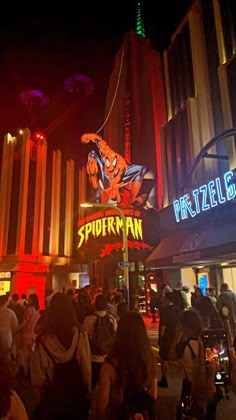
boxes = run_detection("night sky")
[0,0,194,162]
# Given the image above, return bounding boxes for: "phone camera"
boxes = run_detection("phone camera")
[216,372,222,381]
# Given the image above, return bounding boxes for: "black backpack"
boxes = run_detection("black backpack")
[36,338,90,420]
[172,289,186,310]
[90,314,116,355]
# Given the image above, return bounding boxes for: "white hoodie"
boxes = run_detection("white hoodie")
[31,327,91,391]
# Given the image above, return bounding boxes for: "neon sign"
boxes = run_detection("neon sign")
[77,214,143,248]
[0,271,11,279]
[173,170,236,223]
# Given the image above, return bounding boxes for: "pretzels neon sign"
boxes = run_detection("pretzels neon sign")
[173,170,236,223]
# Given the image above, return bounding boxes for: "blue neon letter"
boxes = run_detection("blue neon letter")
[215,177,226,203]
[192,189,200,213]
[184,195,196,218]
[180,196,187,219]
[199,185,210,211]
[173,200,180,222]
[224,171,236,201]
[208,180,217,207]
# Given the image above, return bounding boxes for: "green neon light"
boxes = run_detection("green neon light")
[136,1,146,38]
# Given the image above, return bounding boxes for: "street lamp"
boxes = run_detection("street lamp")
[80,202,130,307]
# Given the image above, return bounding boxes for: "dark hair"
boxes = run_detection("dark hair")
[11,293,19,302]
[117,302,128,318]
[21,294,27,299]
[220,283,229,292]
[66,288,74,296]
[195,287,203,296]
[113,292,122,304]
[0,294,8,306]
[199,296,222,329]
[47,293,79,348]
[165,291,175,303]
[107,311,156,391]
[28,293,39,311]
[95,293,107,311]
[180,309,203,338]
[0,356,13,417]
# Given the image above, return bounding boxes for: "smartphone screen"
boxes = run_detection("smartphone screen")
[201,329,230,385]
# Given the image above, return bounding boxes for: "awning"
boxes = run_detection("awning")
[145,221,236,268]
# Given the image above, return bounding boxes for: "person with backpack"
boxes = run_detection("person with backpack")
[93,311,158,419]
[83,293,117,390]
[31,293,91,419]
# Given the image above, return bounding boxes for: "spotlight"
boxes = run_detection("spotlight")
[33,131,46,141]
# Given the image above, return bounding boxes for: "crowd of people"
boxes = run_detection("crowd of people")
[155,281,236,418]
[0,285,157,419]
[1,281,236,419]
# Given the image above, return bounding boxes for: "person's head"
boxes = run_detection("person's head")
[108,311,156,389]
[220,283,229,293]
[66,288,74,296]
[117,302,128,319]
[0,294,8,307]
[95,293,107,311]
[11,293,19,303]
[88,285,97,303]
[179,309,203,338]
[163,285,172,295]
[113,291,122,305]
[176,280,183,290]
[28,293,39,310]
[45,289,54,297]
[164,291,175,304]
[21,293,27,300]
[206,287,216,297]
[48,293,78,347]
[77,290,90,305]
[199,296,215,317]
[195,287,203,297]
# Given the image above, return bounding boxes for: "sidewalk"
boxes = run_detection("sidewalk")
[144,314,183,420]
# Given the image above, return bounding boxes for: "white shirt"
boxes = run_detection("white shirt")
[0,306,18,353]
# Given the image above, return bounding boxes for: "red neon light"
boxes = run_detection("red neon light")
[100,241,152,257]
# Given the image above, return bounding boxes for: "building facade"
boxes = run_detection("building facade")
[146,0,236,294]
[79,19,167,296]
[0,128,89,307]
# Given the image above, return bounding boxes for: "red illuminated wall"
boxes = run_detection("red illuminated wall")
[16,272,46,310]
[104,30,167,209]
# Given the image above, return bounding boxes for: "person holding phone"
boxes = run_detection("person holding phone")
[169,309,217,419]
[214,346,236,419]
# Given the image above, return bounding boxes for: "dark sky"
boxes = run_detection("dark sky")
[0,0,194,161]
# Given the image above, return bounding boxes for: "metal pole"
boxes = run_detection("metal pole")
[80,202,130,308]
